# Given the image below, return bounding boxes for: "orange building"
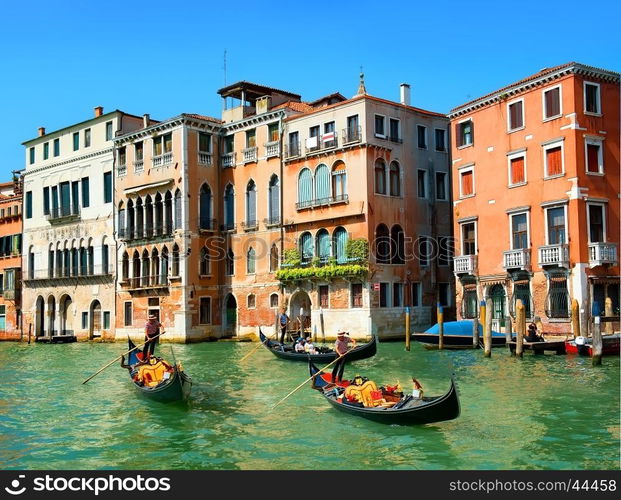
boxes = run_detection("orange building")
[0,176,23,340]
[449,62,620,334]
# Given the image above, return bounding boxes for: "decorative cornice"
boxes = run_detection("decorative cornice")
[23,148,113,177]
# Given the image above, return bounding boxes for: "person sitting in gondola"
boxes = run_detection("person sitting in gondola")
[411,378,424,399]
[295,337,306,352]
[304,337,317,355]
[525,323,544,343]
[136,357,174,388]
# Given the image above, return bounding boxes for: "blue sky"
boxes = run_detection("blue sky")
[1,0,619,178]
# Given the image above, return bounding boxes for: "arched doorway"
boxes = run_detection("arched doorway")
[35,296,45,337]
[59,295,73,337]
[290,290,312,338]
[90,300,102,339]
[224,294,237,333]
[488,284,506,332]
[47,296,56,337]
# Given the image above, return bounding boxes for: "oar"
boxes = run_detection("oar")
[270,354,344,410]
[81,332,164,385]
[239,333,272,363]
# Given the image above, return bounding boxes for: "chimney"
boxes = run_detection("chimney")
[143,114,150,128]
[38,127,46,137]
[400,83,411,106]
[94,106,104,117]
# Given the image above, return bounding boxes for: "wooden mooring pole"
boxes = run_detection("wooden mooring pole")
[405,306,411,352]
[472,310,480,348]
[592,315,603,367]
[437,303,444,351]
[504,315,512,343]
[484,299,492,358]
[571,299,580,339]
[605,297,613,335]
[515,299,525,358]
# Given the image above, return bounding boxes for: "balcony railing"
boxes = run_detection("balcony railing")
[134,160,144,173]
[241,219,259,231]
[342,126,362,144]
[264,216,281,227]
[117,164,127,177]
[119,225,173,241]
[198,152,212,165]
[221,152,236,168]
[47,205,80,222]
[242,146,258,163]
[538,243,569,267]
[589,242,618,267]
[295,194,350,211]
[26,265,111,281]
[152,152,173,168]
[453,254,477,275]
[285,143,300,158]
[305,134,338,155]
[503,248,531,270]
[198,217,217,231]
[124,275,169,290]
[265,141,279,158]
[221,221,237,232]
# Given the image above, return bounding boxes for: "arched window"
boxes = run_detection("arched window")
[247,247,256,274]
[391,225,404,264]
[141,249,150,287]
[118,202,126,239]
[375,159,387,195]
[122,252,129,281]
[200,247,209,276]
[172,244,180,276]
[145,195,153,237]
[246,180,257,226]
[299,231,313,262]
[225,248,234,275]
[297,168,313,209]
[164,191,173,235]
[151,248,160,285]
[127,199,135,239]
[270,293,279,308]
[48,243,54,278]
[88,243,94,275]
[174,189,182,229]
[132,250,140,287]
[102,242,109,274]
[268,174,280,224]
[332,161,347,201]
[79,246,87,276]
[161,246,169,283]
[333,227,348,264]
[28,246,35,279]
[375,224,390,264]
[389,161,400,196]
[154,193,163,235]
[316,229,330,262]
[315,164,330,202]
[135,197,144,238]
[199,184,212,230]
[270,244,279,272]
[224,184,234,230]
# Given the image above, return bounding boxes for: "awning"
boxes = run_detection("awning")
[124,178,174,195]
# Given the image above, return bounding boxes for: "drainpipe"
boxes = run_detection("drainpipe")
[278,113,285,305]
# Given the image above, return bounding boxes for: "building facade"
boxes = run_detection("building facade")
[449,62,620,334]
[21,108,143,341]
[0,177,23,340]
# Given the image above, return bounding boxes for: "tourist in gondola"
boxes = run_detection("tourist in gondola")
[525,322,544,342]
[295,337,306,352]
[411,378,424,399]
[143,314,165,359]
[331,332,357,383]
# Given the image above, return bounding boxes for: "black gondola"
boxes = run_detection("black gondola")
[308,360,460,425]
[258,328,377,362]
[123,338,192,403]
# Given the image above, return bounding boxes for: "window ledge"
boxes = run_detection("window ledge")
[542,115,562,123]
[508,182,528,189]
[547,318,571,323]
[460,194,475,199]
[507,126,525,134]
[584,112,602,118]
[457,144,473,150]
[544,174,565,181]
[585,171,604,176]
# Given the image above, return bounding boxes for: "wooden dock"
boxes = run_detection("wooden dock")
[35,335,77,344]
[508,340,566,355]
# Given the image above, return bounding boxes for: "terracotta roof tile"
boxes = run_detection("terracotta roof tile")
[183,113,223,124]
[272,101,315,113]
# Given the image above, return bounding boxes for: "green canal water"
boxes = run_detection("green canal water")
[0,340,618,470]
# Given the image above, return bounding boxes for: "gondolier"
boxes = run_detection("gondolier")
[331,332,356,383]
[144,314,165,359]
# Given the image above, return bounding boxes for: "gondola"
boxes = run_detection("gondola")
[308,360,460,425]
[123,338,192,402]
[258,328,377,362]
[412,320,509,349]
[565,333,620,357]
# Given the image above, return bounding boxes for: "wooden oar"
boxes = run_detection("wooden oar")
[270,354,343,410]
[81,332,164,385]
[239,333,272,363]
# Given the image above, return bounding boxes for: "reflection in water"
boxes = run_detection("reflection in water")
[0,340,618,470]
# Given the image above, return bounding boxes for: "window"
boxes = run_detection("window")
[270,293,279,308]
[438,236,452,266]
[102,244,109,274]
[308,126,320,151]
[288,132,299,156]
[103,172,112,203]
[587,204,605,243]
[511,213,528,249]
[393,283,403,307]
[389,162,400,196]
[346,115,359,142]
[81,177,90,208]
[332,162,346,200]
[135,142,144,161]
[439,283,451,307]
[225,249,234,275]
[43,187,50,215]
[374,115,385,137]
[29,147,35,164]
[351,283,363,308]
[199,297,211,324]
[436,172,447,200]
[584,82,600,114]
[224,184,234,228]
[247,294,256,309]
[73,132,79,151]
[459,168,474,197]
[153,133,172,156]
[297,168,312,208]
[544,142,564,177]
[199,132,211,153]
[315,164,330,201]
[324,121,336,146]
[546,271,569,318]
[105,121,113,141]
[456,120,473,147]
[118,146,126,166]
[417,125,427,149]
[508,152,526,186]
[462,280,478,319]
[379,282,390,308]
[247,247,256,274]
[43,142,49,160]
[84,128,91,147]
[299,231,313,262]
[53,138,60,157]
[462,222,476,255]
[543,86,561,119]
[389,118,400,142]
[199,184,212,229]
[375,224,390,264]
[268,123,279,142]
[417,170,427,199]
[418,237,430,267]
[103,311,110,330]
[172,245,180,276]
[124,302,132,326]
[82,312,88,329]
[507,99,524,131]
[585,139,603,174]
[319,285,329,308]
[245,180,257,226]
[246,129,256,148]
[25,191,32,219]
[374,159,386,194]
[333,226,348,264]
[546,206,566,245]
[411,282,422,307]
[435,129,446,151]
[390,225,404,265]
[316,229,330,262]
[270,244,279,272]
[199,247,210,275]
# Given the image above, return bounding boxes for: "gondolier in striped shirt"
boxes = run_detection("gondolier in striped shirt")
[143,314,165,359]
[331,332,356,383]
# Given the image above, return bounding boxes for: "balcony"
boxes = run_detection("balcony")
[285,143,301,159]
[265,141,279,158]
[589,242,618,267]
[25,265,112,282]
[117,164,127,177]
[342,126,362,145]
[124,275,169,292]
[295,194,350,211]
[503,248,531,271]
[241,220,259,231]
[242,147,258,164]
[264,216,281,228]
[47,205,80,224]
[2,289,20,300]
[134,160,144,173]
[453,254,477,275]
[538,243,569,267]
[198,152,212,165]
[198,218,217,232]
[221,152,236,168]
[119,225,173,243]
[152,152,173,168]
[305,134,338,155]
